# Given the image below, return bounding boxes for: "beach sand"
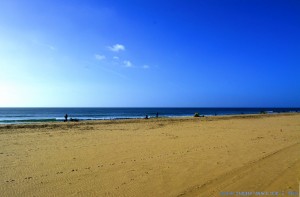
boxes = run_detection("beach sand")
[0,114,300,196]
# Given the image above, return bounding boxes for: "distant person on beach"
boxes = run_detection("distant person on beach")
[156,112,159,118]
[145,115,149,119]
[64,114,68,122]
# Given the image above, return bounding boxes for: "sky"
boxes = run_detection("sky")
[0,0,299,107]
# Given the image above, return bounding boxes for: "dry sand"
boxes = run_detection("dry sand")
[0,114,300,196]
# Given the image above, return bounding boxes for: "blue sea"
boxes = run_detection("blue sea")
[0,108,299,124]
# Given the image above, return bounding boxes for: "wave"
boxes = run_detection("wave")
[0,116,148,124]
[0,118,58,124]
[0,114,191,124]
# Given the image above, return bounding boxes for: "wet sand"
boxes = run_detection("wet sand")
[0,114,300,196]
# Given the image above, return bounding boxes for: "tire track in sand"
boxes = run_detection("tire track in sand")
[177,142,300,197]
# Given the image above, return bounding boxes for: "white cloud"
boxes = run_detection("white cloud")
[108,44,125,52]
[95,54,106,60]
[113,56,119,60]
[143,65,150,69]
[123,60,132,67]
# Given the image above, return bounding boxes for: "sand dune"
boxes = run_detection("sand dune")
[1,114,300,196]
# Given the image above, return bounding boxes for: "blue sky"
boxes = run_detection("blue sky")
[0,0,299,107]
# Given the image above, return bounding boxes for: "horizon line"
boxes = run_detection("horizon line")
[0,107,299,109]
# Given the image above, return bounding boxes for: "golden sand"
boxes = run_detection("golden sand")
[0,114,300,196]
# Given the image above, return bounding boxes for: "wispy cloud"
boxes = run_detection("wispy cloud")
[143,65,150,69]
[99,66,129,80]
[32,39,56,51]
[123,60,132,67]
[108,44,125,52]
[95,54,106,60]
[85,62,129,80]
[113,56,119,60]
[47,45,56,50]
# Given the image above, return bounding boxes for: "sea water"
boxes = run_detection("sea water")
[0,108,299,124]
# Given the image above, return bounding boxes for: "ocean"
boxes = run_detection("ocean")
[0,108,299,124]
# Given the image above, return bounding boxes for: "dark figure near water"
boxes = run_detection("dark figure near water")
[156,112,159,118]
[64,114,68,122]
[145,115,149,119]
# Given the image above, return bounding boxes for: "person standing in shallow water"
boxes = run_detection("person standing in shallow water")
[64,114,68,122]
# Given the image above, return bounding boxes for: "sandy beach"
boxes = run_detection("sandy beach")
[0,113,300,196]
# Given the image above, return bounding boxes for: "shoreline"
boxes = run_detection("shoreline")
[1,107,299,125]
[0,112,299,129]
